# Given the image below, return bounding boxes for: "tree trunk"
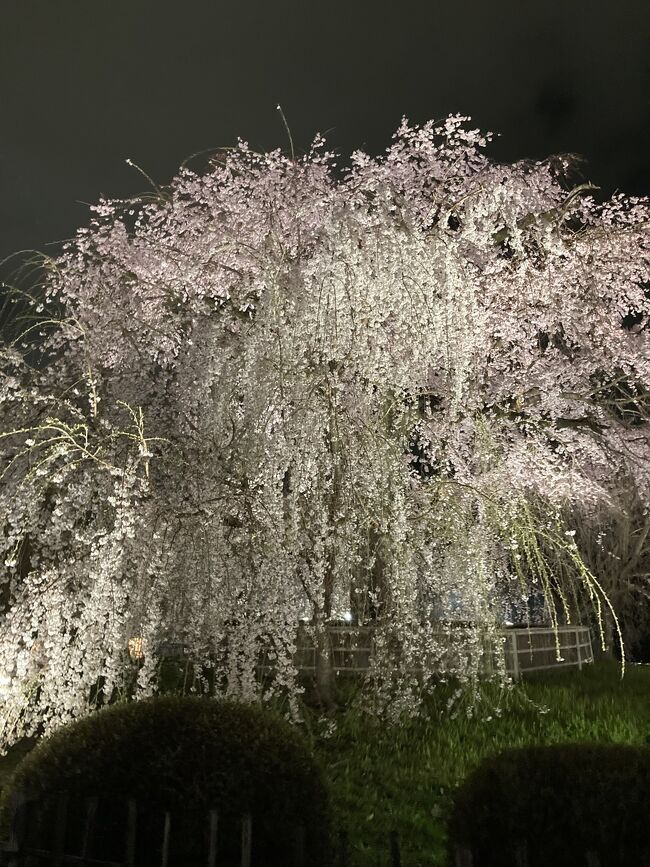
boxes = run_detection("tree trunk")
[350,525,387,623]
[315,626,335,711]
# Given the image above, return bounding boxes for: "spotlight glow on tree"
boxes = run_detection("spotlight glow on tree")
[1,114,649,749]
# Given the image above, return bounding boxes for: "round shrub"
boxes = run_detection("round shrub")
[448,743,650,867]
[0,696,333,867]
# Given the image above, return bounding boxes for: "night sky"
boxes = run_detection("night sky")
[0,0,648,280]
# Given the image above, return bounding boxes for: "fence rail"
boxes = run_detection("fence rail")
[154,625,593,683]
[287,624,593,681]
[503,625,593,679]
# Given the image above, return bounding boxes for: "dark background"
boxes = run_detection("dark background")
[0,0,648,278]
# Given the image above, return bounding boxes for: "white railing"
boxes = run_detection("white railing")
[290,624,594,681]
[503,625,593,679]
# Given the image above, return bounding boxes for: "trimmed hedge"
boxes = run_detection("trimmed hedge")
[448,743,650,867]
[0,696,333,867]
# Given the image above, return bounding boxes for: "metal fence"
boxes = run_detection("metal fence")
[503,625,593,680]
[290,624,593,681]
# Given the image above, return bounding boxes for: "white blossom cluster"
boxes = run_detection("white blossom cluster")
[0,115,648,748]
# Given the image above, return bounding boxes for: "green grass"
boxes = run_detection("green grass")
[308,662,650,866]
[1,662,648,865]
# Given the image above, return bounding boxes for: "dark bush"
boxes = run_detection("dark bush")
[448,743,650,867]
[0,696,333,867]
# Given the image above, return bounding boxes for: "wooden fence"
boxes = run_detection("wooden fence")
[0,791,306,867]
[1,791,638,867]
[0,793,404,867]
[452,840,645,866]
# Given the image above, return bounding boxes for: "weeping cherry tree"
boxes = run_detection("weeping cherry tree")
[0,114,649,749]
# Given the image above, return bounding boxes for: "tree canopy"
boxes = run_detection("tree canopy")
[0,115,648,749]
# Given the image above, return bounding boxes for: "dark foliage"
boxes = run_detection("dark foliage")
[448,743,650,867]
[0,696,333,867]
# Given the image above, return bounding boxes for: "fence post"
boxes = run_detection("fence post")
[25,803,44,867]
[293,824,305,867]
[514,840,529,867]
[389,830,401,867]
[337,829,349,867]
[52,792,69,867]
[6,789,28,855]
[454,845,473,867]
[510,632,520,681]
[80,797,98,865]
[240,813,252,867]
[577,629,583,670]
[160,811,171,867]
[207,810,218,867]
[125,799,137,867]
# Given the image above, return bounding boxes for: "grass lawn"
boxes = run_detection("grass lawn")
[308,661,650,866]
[0,661,647,865]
